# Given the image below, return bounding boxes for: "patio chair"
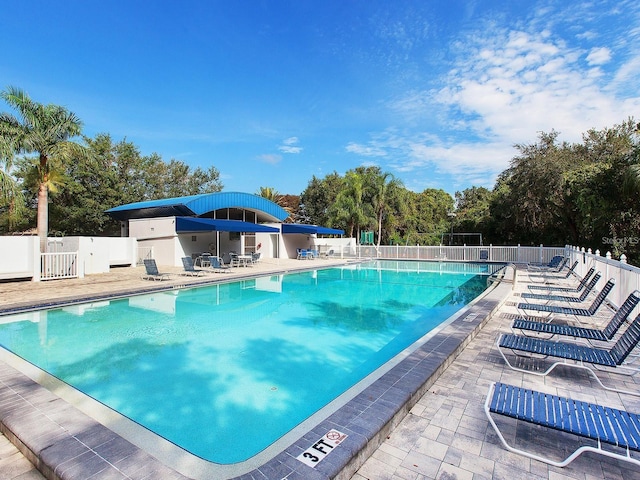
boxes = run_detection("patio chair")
[323,249,335,259]
[209,256,231,273]
[512,290,640,342]
[181,257,206,277]
[520,272,601,303]
[485,382,640,468]
[251,252,261,264]
[142,259,171,281]
[527,266,594,292]
[497,313,640,395]
[517,278,614,317]
[527,255,565,272]
[297,248,309,260]
[229,252,240,267]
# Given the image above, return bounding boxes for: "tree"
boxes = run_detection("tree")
[256,186,295,221]
[454,186,492,241]
[368,169,404,247]
[398,188,453,245]
[299,172,343,225]
[328,171,371,237]
[0,87,84,251]
[38,133,224,235]
[0,155,26,230]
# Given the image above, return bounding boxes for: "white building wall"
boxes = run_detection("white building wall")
[0,236,39,280]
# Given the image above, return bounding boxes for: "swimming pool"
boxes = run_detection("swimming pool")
[0,260,495,466]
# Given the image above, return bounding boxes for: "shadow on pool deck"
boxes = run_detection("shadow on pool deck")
[2,261,637,479]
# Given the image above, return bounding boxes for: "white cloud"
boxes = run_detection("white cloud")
[277,136,303,154]
[348,11,640,193]
[586,47,612,65]
[257,154,282,165]
[345,142,387,157]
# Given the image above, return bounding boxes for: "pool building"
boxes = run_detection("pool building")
[106,191,346,267]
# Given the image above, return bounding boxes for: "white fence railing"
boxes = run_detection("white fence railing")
[353,244,566,264]
[566,246,640,310]
[40,252,79,280]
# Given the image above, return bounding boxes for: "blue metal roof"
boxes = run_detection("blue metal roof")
[281,224,344,235]
[176,217,280,233]
[106,192,289,222]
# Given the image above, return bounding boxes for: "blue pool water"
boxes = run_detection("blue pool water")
[0,261,493,464]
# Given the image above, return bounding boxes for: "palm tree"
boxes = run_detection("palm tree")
[256,186,282,204]
[0,157,26,230]
[0,86,83,251]
[256,186,294,219]
[329,171,371,238]
[370,171,403,247]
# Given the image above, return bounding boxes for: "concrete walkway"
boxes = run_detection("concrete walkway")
[1,261,639,479]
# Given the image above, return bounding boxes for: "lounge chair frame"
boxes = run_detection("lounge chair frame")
[181,257,206,277]
[527,255,565,273]
[497,314,640,396]
[485,382,640,468]
[520,272,601,303]
[142,259,171,281]
[527,266,593,292]
[512,290,640,344]
[516,277,614,318]
[208,256,231,273]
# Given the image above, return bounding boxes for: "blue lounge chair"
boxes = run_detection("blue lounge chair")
[181,257,206,276]
[527,255,565,273]
[517,278,614,317]
[485,382,640,467]
[142,259,171,281]
[512,290,640,342]
[527,266,594,292]
[497,313,640,394]
[209,256,231,273]
[520,272,601,302]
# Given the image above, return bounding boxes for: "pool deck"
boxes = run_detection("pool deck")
[0,260,639,479]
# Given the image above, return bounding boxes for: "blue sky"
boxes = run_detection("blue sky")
[2,1,639,197]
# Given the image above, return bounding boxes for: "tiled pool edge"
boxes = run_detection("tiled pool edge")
[0,264,515,480]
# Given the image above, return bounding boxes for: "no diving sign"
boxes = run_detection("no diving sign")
[297,429,348,467]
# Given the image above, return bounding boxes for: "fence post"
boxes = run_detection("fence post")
[539,244,544,264]
[32,238,41,282]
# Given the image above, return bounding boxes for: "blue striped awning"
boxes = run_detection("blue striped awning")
[175,217,279,233]
[281,224,344,235]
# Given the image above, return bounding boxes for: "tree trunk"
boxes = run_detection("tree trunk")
[37,180,48,253]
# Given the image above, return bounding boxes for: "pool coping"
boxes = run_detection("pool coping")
[0,262,516,480]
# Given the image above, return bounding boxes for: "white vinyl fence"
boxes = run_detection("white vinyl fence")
[40,252,78,280]
[354,244,566,264]
[0,236,137,281]
[566,246,640,310]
